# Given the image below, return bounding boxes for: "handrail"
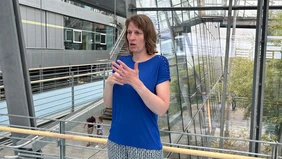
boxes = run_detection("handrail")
[0,70,112,89]
[109,27,126,59]
[0,62,111,73]
[30,61,112,71]
[0,126,263,159]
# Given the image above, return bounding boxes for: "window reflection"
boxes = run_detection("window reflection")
[63,16,114,50]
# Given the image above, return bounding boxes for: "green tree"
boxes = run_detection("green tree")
[266,10,282,141]
[269,11,282,36]
[230,9,282,140]
[229,57,253,117]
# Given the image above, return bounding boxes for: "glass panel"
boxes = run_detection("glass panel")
[100,33,106,44]
[64,29,73,42]
[73,30,82,43]
[82,31,94,50]
[95,33,100,43]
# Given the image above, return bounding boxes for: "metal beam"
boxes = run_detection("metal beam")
[249,0,264,154]
[0,0,36,145]
[125,0,137,18]
[132,5,282,11]
[219,0,233,149]
[254,0,269,154]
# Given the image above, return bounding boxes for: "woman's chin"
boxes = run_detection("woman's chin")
[129,49,136,53]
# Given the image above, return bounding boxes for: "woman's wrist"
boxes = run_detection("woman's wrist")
[105,79,114,86]
[132,79,145,92]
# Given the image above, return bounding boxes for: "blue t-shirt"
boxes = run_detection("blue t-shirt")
[108,55,171,150]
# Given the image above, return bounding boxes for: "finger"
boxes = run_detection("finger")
[117,60,130,70]
[112,65,125,77]
[112,75,124,85]
[134,61,139,72]
[112,65,121,74]
[114,80,124,85]
[112,61,126,74]
[112,61,121,70]
[112,72,123,80]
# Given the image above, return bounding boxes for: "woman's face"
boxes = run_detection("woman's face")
[127,22,146,54]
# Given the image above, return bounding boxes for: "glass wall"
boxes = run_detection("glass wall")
[137,0,224,158]
[136,0,282,158]
[63,16,114,50]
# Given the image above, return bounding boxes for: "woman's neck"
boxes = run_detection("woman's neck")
[132,53,154,63]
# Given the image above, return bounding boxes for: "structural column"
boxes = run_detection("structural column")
[249,0,269,154]
[0,0,36,145]
[125,0,137,18]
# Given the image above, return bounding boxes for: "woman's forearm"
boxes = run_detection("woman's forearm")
[103,80,114,108]
[132,80,170,116]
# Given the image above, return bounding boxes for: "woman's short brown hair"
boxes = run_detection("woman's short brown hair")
[125,14,157,55]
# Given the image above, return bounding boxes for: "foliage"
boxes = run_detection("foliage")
[230,10,282,127]
[210,128,250,152]
[230,56,282,137]
[211,128,272,155]
[268,11,282,46]
[269,11,282,36]
[229,57,254,117]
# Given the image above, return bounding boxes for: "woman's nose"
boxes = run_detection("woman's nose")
[128,33,135,40]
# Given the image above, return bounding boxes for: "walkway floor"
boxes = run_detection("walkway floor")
[42,119,112,159]
[0,118,111,159]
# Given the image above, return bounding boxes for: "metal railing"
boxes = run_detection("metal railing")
[109,27,126,60]
[0,125,273,159]
[0,62,112,127]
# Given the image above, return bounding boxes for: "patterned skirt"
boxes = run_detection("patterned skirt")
[107,140,163,159]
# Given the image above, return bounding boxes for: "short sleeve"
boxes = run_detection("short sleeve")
[157,56,171,85]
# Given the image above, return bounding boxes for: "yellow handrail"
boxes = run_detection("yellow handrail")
[0,126,263,159]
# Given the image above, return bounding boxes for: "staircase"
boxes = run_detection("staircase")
[109,27,129,60]
[101,108,112,120]
[101,26,129,120]
[117,42,129,58]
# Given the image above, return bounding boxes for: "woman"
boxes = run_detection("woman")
[103,14,171,159]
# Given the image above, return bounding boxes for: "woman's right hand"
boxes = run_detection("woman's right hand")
[106,72,124,86]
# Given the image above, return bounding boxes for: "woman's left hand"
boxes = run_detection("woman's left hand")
[111,60,139,86]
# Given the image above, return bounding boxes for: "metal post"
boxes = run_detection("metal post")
[125,0,136,18]
[103,69,106,89]
[39,68,43,93]
[271,143,278,159]
[202,23,212,134]
[69,66,72,87]
[275,142,280,159]
[249,0,268,154]
[77,67,79,85]
[59,121,66,159]
[71,72,74,112]
[0,72,2,101]
[114,0,117,43]
[225,0,238,137]
[219,0,233,149]
[166,110,172,145]
[90,64,93,82]
[255,0,269,153]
